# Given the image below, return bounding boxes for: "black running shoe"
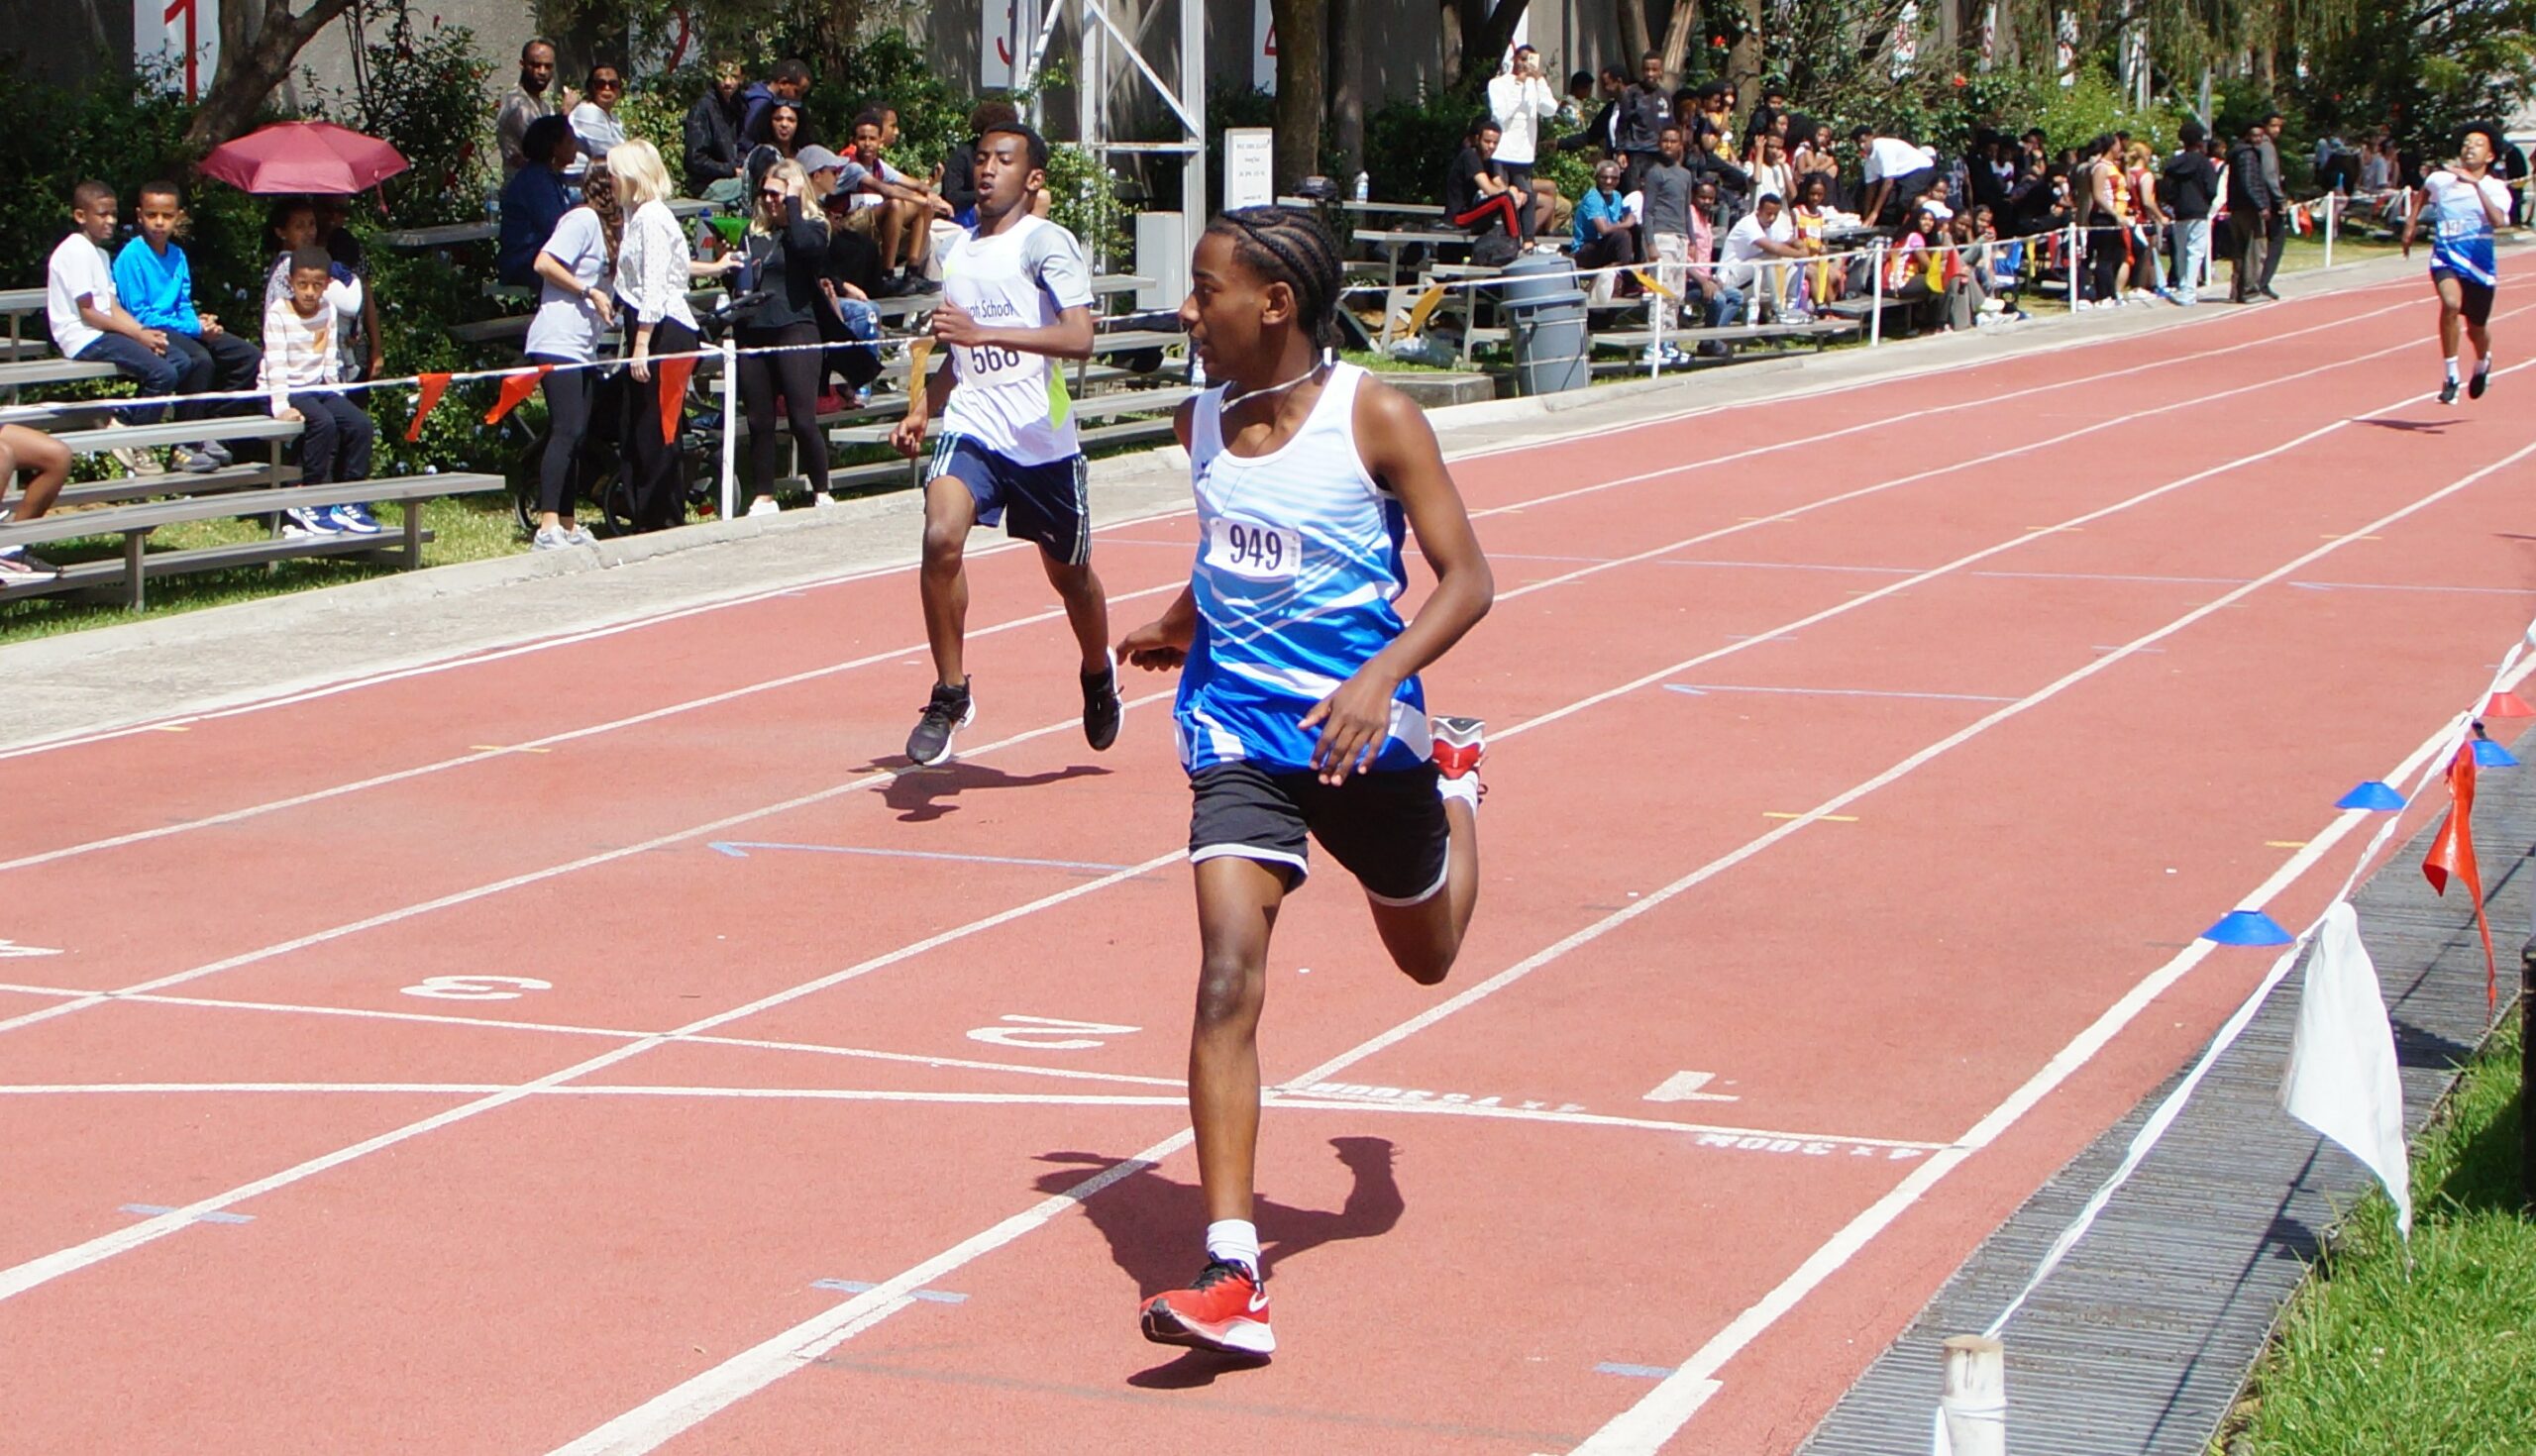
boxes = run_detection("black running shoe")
[905,679,975,766]
[2440,377,2462,405]
[1082,659,1123,752]
[2470,368,2489,400]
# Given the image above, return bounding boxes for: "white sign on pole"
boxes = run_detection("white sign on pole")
[982,0,1026,89]
[1224,127,1275,209]
[1253,0,1277,93]
[135,0,218,103]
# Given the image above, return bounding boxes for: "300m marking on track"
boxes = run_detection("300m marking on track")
[401,976,554,1001]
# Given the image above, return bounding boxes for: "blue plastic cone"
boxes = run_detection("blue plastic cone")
[2202,909,2295,946]
[2334,780,2407,811]
[2472,737,2519,768]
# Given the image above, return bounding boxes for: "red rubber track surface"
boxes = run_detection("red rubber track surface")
[2,274,2528,1456]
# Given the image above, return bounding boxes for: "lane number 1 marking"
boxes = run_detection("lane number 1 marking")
[401,976,553,1001]
[966,1014,1140,1051]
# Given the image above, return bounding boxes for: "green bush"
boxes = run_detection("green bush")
[319,8,496,228]
[1364,81,1491,206]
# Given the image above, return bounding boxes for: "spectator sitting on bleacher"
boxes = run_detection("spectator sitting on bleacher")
[524,161,620,552]
[264,199,369,379]
[49,181,188,475]
[311,196,382,380]
[113,180,263,472]
[814,185,885,406]
[499,116,581,289]
[1791,171,1845,307]
[685,61,748,205]
[1721,191,1807,320]
[1684,176,1745,348]
[1572,159,1638,274]
[842,112,953,296]
[0,424,72,578]
[1445,118,1523,267]
[261,247,378,539]
[568,64,629,172]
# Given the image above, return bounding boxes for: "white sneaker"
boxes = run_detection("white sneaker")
[747,495,781,517]
[564,523,596,547]
[531,525,577,551]
[811,492,840,511]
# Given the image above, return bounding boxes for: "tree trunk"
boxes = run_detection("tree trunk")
[1328,0,1365,179]
[1272,0,1326,193]
[1659,0,1700,85]
[1466,0,1532,79]
[1622,0,1654,64]
[185,0,359,150]
[1440,0,1467,87]
[1727,0,1763,95]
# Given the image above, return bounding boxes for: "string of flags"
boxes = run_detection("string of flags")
[1935,618,2536,1454]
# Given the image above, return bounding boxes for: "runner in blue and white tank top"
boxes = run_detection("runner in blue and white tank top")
[1117,207,1496,1360]
[889,120,1121,766]
[2404,123,2514,403]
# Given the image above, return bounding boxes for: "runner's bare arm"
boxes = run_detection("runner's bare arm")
[1119,585,1198,670]
[1300,379,1496,782]
[888,344,957,458]
[2401,187,2426,255]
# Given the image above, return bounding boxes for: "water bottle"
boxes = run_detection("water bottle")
[1352,170,1370,203]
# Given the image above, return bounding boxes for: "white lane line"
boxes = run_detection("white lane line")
[0,295,2412,873]
[1,276,2369,766]
[0,1079,1944,1150]
[0,983,1192,1091]
[0,846,1190,1305]
[1560,432,2536,1455]
[535,370,2517,1455]
[0,689,1178,1040]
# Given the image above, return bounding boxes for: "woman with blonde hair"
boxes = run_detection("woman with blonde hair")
[609,138,734,531]
[734,157,834,514]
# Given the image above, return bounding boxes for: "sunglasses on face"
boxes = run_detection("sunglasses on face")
[593,76,622,90]
[758,188,787,201]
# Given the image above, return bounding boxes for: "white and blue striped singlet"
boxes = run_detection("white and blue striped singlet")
[2422,168,2509,287]
[1174,364,1432,776]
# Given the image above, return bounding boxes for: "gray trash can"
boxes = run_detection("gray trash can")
[1499,251,1576,306]
[1508,288,1591,396]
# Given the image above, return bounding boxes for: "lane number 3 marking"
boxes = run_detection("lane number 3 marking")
[401,975,554,1001]
[966,1014,1140,1051]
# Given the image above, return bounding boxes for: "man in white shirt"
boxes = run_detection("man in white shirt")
[1720,192,1808,319]
[1487,45,1558,244]
[1855,125,1940,226]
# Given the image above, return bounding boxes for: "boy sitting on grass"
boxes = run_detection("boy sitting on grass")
[259,248,378,538]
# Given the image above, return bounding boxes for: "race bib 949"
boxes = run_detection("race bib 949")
[1206,517,1302,580]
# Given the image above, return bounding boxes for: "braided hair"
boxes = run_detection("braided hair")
[1209,205,1346,353]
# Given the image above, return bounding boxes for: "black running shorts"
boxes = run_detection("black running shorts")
[1189,760,1450,905]
[927,435,1092,566]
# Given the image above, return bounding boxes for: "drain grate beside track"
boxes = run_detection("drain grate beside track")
[1801,733,2533,1456]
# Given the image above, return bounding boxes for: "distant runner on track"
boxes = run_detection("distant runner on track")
[1117,206,1495,1359]
[2403,122,2513,405]
[890,119,1122,766]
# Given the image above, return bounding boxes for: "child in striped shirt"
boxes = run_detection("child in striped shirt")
[259,248,377,537]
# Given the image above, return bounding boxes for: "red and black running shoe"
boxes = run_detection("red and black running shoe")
[1431,714,1487,781]
[1139,1258,1274,1357]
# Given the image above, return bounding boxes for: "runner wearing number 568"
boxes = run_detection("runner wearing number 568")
[890,119,1121,766]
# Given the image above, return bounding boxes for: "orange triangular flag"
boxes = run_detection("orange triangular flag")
[654,355,698,443]
[482,364,551,425]
[2421,740,2498,1006]
[405,371,451,443]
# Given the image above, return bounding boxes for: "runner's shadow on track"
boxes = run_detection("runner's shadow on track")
[1031,1137,1407,1388]
[873,762,1110,822]
[2355,417,2453,433]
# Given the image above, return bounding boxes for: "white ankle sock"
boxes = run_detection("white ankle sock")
[2475,355,2492,377]
[1205,1218,1261,1277]
[1437,772,1481,811]
[2445,356,2461,383]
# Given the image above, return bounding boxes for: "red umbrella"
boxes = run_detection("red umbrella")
[197,121,409,195]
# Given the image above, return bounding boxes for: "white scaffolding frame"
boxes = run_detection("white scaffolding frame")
[1011,0,1209,244]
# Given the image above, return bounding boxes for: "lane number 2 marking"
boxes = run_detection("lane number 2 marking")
[966,1014,1140,1051]
[401,975,553,1001]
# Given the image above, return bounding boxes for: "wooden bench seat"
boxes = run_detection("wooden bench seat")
[2,472,500,608]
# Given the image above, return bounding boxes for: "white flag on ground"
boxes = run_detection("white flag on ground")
[2280,901,2412,1239]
